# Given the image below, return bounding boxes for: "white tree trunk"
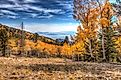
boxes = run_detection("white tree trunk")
[89,39,93,58]
[102,30,106,60]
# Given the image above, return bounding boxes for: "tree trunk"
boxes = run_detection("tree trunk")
[2,44,6,56]
[89,39,94,58]
[78,53,80,61]
[102,30,106,60]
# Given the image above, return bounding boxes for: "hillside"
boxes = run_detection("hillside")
[0,24,62,45]
[38,31,75,39]
[0,23,72,58]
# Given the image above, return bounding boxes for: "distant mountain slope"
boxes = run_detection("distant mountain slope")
[38,31,76,39]
[0,24,59,45]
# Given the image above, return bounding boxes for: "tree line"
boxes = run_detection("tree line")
[73,0,121,62]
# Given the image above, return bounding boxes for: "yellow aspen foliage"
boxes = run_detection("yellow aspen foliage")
[100,18,110,27]
[61,42,72,56]
[115,37,121,55]
[8,39,18,52]
[101,1,113,21]
[87,8,100,21]
[72,25,86,55]
[102,1,113,18]
[24,39,36,51]
[71,41,85,55]
[115,37,121,54]
[34,40,62,55]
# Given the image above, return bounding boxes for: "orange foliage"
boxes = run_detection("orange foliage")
[100,1,113,28]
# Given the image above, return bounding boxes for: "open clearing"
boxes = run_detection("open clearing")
[0,57,121,80]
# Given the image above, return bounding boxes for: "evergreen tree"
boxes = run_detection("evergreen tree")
[34,33,39,43]
[63,36,69,44]
[99,27,117,62]
[99,1,117,62]
[0,28,8,56]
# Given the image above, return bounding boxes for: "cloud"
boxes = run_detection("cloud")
[23,23,78,32]
[0,4,15,8]
[0,0,67,19]
[7,15,18,19]
[24,0,36,3]
[57,0,72,9]
[0,9,19,19]
[0,13,4,16]
[0,0,80,33]
[31,13,38,18]
[1,10,17,15]
[37,15,53,19]
[23,4,62,13]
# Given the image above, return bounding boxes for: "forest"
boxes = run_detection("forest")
[0,0,121,79]
[0,0,121,63]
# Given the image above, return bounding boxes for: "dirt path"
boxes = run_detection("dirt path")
[0,57,121,80]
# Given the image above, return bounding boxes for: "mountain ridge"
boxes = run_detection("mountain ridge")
[0,23,61,45]
[37,31,76,39]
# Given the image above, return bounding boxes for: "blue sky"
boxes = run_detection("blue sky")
[0,0,116,32]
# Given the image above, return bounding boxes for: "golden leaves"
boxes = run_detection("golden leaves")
[8,39,18,51]
[104,1,112,10]
[77,25,82,32]
[115,37,121,54]
[100,18,110,27]
[101,1,114,19]
[71,41,85,54]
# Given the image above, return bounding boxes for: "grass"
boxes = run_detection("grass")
[0,57,121,80]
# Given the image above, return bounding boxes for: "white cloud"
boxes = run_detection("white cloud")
[24,0,36,3]
[1,10,17,15]
[0,3,23,11]
[38,15,53,19]
[23,4,61,13]
[0,4,14,8]
[8,0,16,1]
[0,1,62,19]
[24,23,78,32]
[0,22,78,33]
[31,13,38,18]
[28,13,53,19]
[7,15,18,19]
[44,9,61,13]
[57,1,73,9]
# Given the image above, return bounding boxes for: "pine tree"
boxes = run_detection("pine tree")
[34,33,39,43]
[0,28,8,56]
[63,36,69,44]
[99,1,117,62]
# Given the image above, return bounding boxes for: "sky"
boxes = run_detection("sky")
[0,0,116,33]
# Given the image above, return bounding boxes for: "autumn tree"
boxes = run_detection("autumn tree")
[34,33,39,43]
[97,1,117,62]
[114,16,121,62]
[73,0,100,60]
[72,26,86,61]
[0,28,8,56]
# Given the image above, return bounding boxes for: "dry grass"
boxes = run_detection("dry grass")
[0,57,121,80]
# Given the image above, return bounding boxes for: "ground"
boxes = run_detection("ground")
[0,57,121,80]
